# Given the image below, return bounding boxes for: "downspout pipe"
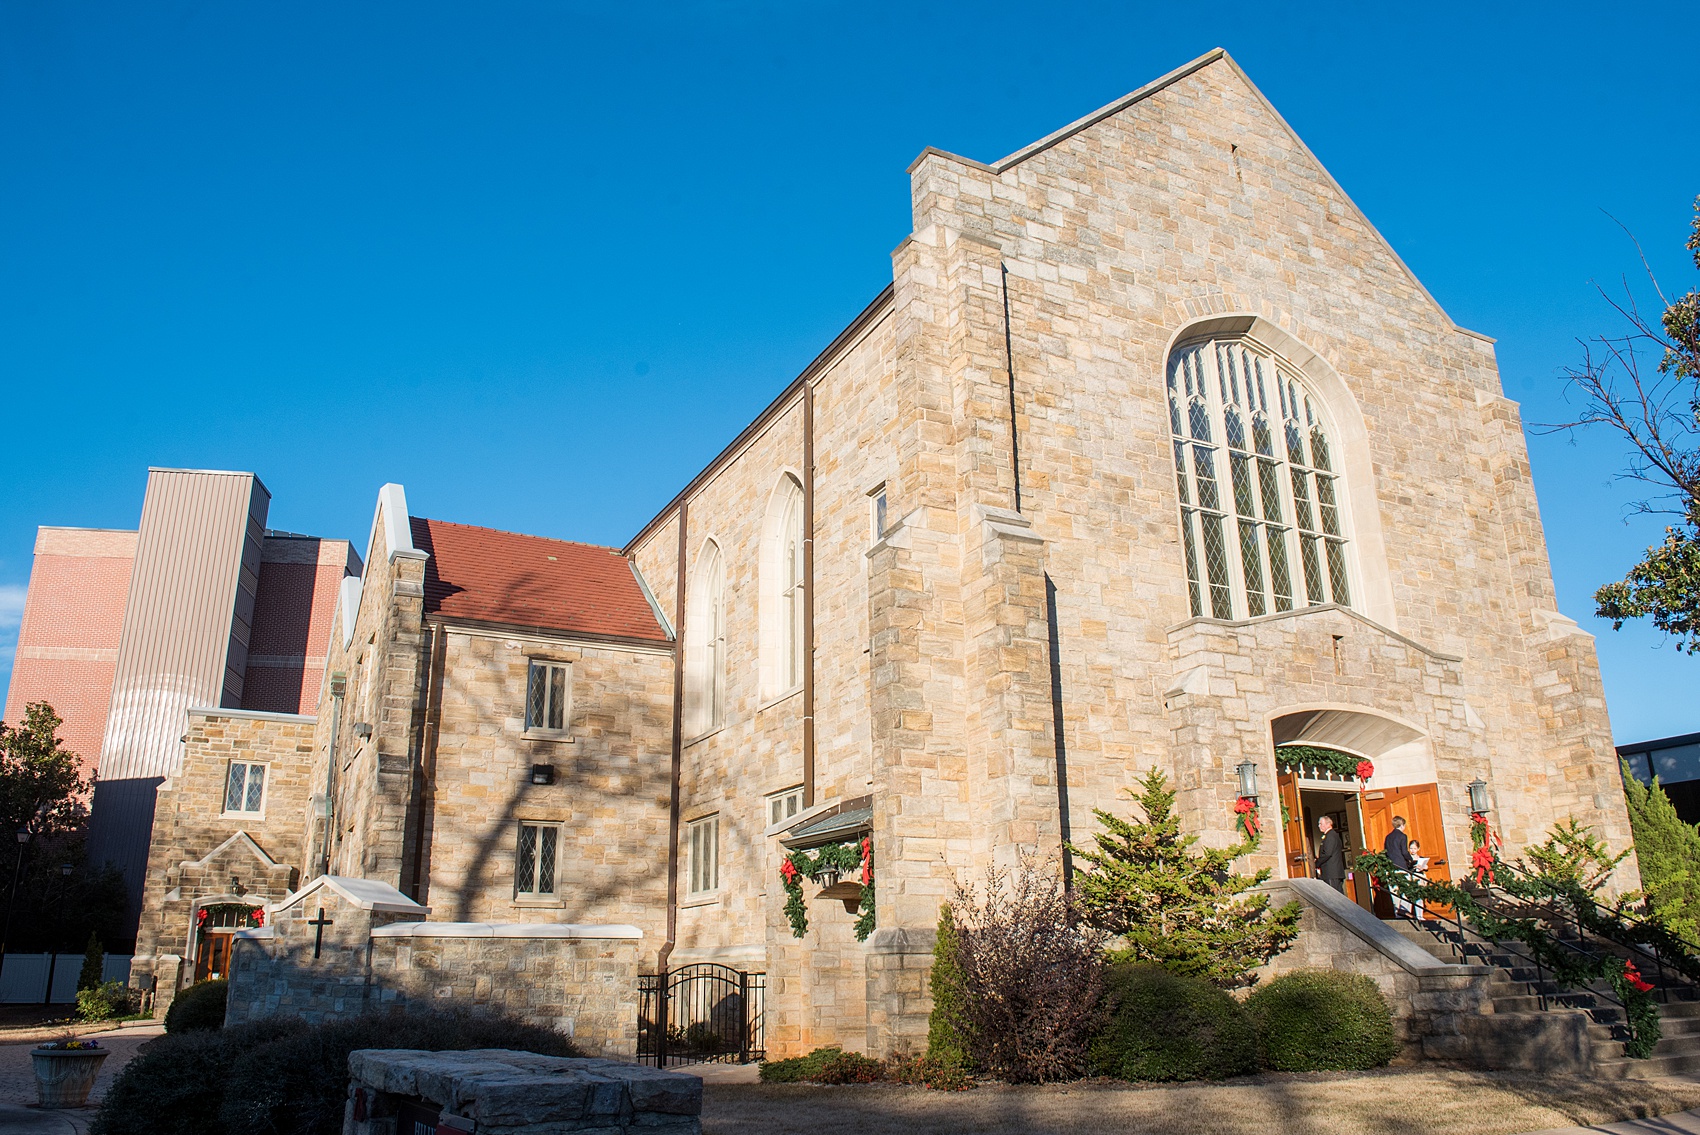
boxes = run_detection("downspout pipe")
[802,382,816,808]
[658,502,688,975]
[406,621,447,902]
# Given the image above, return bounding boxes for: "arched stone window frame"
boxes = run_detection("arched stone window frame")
[1163,315,1394,627]
[759,471,806,703]
[684,538,727,737]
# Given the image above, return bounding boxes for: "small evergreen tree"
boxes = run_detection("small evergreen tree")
[78,931,104,992]
[1521,816,1633,897]
[1621,760,1700,942]
[1069,768,1301,989]
[925,903,970,1068]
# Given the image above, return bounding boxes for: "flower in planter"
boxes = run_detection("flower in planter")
[38,1040,102,1050]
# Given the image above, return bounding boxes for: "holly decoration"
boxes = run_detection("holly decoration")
[1469,811,1502,884]
[779,839,877,941]
[196,902,265,935]
[1276,745,1372,783]
[1232,796,1261,839]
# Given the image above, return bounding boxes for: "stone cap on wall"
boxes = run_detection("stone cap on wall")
[369,922,642,939]
[273,875,429,916]
[1269,878,1476,977]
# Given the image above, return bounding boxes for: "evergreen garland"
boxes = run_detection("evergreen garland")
[779,839,876,941]
[1275,744,1373,781]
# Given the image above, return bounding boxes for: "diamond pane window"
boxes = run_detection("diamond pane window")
[515,822,561,896]
[223,762,266,814]
[526,661,570,733]
[1167,336,1354,619]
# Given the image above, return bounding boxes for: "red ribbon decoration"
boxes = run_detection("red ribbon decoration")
[1355,760,1375,782]
[1232,796,1261,837]
[1623,961,1655,994]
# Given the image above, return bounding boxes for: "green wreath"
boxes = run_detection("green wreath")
[779,838,875,942]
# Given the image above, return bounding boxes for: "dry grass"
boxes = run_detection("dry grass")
[703,1068,1700,1135]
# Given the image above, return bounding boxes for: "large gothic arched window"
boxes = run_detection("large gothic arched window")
[1168,337,1352,621]
[685,541,726,735]
[760,475,806,699]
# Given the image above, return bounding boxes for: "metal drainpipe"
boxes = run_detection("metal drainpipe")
[320,675,345,878]
[658,501,688,976]
[802,381,816,807]
[406,622,446,901]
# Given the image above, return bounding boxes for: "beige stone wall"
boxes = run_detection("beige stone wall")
[132,708,314,1006]
[416,626,673,953]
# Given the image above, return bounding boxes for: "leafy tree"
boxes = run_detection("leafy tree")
[1520,816,1634,898]
[1620,760,1700,943]
[0,702,92,837]
[1069,768,1301,989]
[1554,196,1700,649]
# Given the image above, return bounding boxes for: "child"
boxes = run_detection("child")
[1407,839,1431,920]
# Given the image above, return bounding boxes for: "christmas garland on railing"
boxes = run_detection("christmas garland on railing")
[779,838,876,942]
[1359,849,1662,1058]
[1275,744,1374,783]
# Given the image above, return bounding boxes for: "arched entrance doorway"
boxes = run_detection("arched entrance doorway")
[1270,709,1455,917]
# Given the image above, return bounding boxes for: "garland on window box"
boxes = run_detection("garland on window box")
[780,840,874,940]
[196,903,264,934]
[1276,744,1373,783]
[1360,850,1663,1058]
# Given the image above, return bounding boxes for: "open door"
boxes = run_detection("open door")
[1277,771,1307,880]
[1360,783,1454,918]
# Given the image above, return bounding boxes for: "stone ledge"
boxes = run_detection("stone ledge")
[1268,879,1477,977]
[370,922,643,940]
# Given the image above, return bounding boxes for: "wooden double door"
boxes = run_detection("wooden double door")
[1277,775,1453,917]
[194,932,234,982]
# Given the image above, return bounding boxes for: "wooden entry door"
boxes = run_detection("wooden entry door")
[195,932,233,982]
[1276,771,1307,880]
[1360,783,1454,916]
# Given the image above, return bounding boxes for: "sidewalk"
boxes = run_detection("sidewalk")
[1519,1106,1700,1135]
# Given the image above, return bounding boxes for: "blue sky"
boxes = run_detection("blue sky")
[1,2,1695,742]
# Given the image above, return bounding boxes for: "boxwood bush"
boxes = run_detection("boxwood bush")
[1087,963,1256,1082]
[163,978,227,1033]
[93,1008,579,1135]
[1245,970,1399,1071]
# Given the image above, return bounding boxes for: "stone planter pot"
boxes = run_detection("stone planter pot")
[30,1048,109,1109]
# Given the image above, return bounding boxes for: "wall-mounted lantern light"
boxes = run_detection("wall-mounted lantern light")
[1236,759,1260,802]
[1467,777,1491,814]
[530,764,556,786]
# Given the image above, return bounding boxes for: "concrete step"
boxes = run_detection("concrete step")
[1596,1047,1700,1080]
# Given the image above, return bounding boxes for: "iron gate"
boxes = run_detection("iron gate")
[637,964,765,1066]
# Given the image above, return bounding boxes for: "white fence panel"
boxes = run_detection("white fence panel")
[102,955,131,987]
[0,953,133,1003]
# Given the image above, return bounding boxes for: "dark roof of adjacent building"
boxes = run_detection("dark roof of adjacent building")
[410,517,670,645]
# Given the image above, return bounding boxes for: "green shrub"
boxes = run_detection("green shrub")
[815,1050,885,1084]
[1245,970,1398,1071]
[77,932,104,993]
[91,1017,309,1135]
[76,980,137,1022]
[94,1007,576,1135]
[925,903,972,1068]
[759,1046,845,1082]
[1088,963,1256,1082]
[217,1009,581,1135]
[164,979,227,1033]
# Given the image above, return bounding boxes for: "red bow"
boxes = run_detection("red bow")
[1355,760,1375,781]
[1623,961,1655,994]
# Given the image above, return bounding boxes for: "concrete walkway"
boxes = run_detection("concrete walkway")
[1519,1108,1700,1135]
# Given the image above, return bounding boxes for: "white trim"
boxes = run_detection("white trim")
[438,622,674,658]
[187,706,316,725]
[181,831,281,871]
[339,575,363,649]
[630,561,675,640]
[371,483,427,565]
[369,922,642,940]
[271,874,429,915]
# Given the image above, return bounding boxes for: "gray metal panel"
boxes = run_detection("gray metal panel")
[95,469,270,782]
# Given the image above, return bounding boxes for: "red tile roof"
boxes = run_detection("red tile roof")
[410,517,670,644]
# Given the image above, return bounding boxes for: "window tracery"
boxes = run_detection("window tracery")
[1168,337,1352,620]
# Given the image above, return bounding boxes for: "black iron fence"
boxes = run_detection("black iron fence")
[637,963,765,1067]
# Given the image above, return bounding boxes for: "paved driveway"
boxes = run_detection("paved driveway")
[0,1024,161,1134]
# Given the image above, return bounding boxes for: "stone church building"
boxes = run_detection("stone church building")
[131,49,1632,1060]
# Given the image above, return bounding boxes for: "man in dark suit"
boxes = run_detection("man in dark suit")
[1316,815,1346,893]
[1383,815,1414,915]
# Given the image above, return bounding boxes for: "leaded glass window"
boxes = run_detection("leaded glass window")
[525,660,570,734]
[1167,338,1352,619]
[516,822,560,896]
[223,762,266,814]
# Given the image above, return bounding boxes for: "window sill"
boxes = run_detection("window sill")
[757,687,803,714]
[220,811,265,821]
[681,892,722,909]
[523,730,576,743]
[683,725,724,748]
[513,895,565,908]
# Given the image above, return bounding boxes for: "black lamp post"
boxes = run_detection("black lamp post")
[0,828,30,987]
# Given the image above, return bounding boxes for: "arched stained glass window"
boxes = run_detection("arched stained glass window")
[1167,337,1352,620]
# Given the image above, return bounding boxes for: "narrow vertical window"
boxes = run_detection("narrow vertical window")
[782,487,805,691]
[869,484,888,541]
[525,661,571,733]
[688,815,719,894]
[767,787,804,827]
[686,542,727,735]
[1167,335,1353,619]
[516,822,561,896]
